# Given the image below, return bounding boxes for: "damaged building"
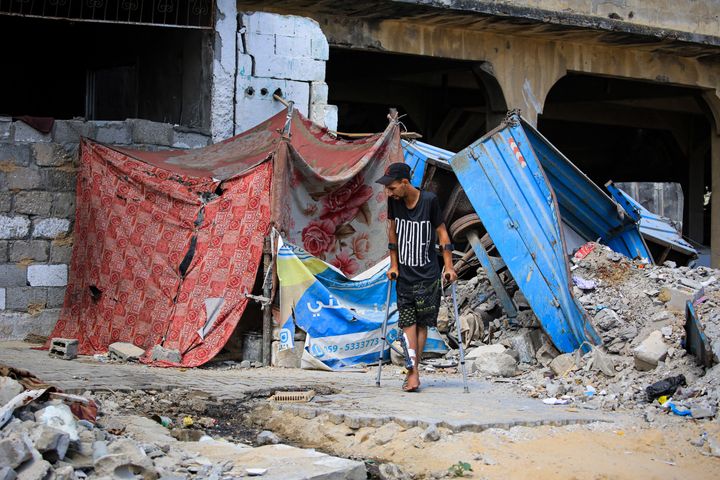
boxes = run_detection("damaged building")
[1,0,719,349]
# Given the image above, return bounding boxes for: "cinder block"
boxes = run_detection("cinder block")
[129,119,173,146]
[242,12,296,36]
[0,144,31,167]
[0,288,5,310]
[0,215,31,239]
[244,32,276,58]
[32,218,70,239]
[52,192,75,217]
[0,308,59,340]
[94,121,132,145]
[172,130,211,149]
[0,118,12,143]
[46,287,66,308]
[33,143,71,167]
[5,286,45,310]
[234,78,310,133]
[0,264,27,287]
[0,193,10,213]
[49,244,73,264]
[0,241,7,262]
[41,168,76,192]
[13,191,53,216]
[14,122,51,143]
[2,167,42,190]
[310,82,329,106]
[275,35,311,57]
[310,36,329,61]
[151,345,181,363]
[237,53,253,78]
[323,105,338,131]
[9,240,49,262]
[49,338,78,360]
[52,120,96,145]
[27,264,67,287]
[254,55,325,82]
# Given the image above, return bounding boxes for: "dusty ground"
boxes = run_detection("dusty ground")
[255,406,720,479]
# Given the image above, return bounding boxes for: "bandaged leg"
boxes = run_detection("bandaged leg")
[403,332,417,368]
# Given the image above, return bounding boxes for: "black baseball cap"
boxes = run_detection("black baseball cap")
[375,162,411,185]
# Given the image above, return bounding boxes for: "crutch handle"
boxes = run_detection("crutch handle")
[390,272,397,280]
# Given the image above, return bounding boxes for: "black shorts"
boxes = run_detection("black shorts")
[397,278,441,329]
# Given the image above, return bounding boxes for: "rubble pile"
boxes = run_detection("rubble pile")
[439,242,720,421]
[0,377,294,479]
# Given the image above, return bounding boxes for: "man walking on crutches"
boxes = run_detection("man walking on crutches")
[376,163,457,392]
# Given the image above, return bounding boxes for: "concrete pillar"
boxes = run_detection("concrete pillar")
[687,145,706,243]
[712,133,720,268]
[210,0,238,143]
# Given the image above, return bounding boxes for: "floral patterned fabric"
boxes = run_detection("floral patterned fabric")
[273,114,404,275]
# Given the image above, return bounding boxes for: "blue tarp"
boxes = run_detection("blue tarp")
[276,239,448,370]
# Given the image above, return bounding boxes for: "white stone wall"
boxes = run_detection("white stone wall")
[236,12,338,134]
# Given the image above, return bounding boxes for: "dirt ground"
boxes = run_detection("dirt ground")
[256,406,720,479]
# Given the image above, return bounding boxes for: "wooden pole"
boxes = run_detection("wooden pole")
[262,236,273,366]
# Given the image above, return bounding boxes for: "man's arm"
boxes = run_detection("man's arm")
[436,223,457,282]
[388,219,399,280]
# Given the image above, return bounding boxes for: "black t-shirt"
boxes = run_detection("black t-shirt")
[388,190,444,283]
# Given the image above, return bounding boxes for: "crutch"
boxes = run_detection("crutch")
[447,273,470,393]
[376,273,396,387]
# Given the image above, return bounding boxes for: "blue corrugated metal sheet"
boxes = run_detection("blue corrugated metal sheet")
[401,140,454,188]
[449,115,602,352]
[605,182,698,260]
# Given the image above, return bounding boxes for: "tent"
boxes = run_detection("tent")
[47,107,403,367]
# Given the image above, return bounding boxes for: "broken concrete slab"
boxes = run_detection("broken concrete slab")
[14,457,51,480]
[29,424,69,460]
[0,433,33,469]
[465,344,506,360]
[469,351,518,377]
[633,331,669,371]
[0,466,16,480]
[93,438,158,480]
[109,342,146,362]
[0,377,23,406]
[256,430,280,445]
[151,345,181,364]
[549,353,577,377]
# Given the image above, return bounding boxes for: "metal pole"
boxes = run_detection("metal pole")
[376,275,395,386]
[450,279,470,393]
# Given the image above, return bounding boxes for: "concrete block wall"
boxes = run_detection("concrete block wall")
[0,117,210,341]
[236,11,338,133]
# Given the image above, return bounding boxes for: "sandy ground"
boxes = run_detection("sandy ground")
[256,406,720,479]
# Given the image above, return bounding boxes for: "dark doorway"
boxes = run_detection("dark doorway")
[326,48,507,151]
[539,74,712,246]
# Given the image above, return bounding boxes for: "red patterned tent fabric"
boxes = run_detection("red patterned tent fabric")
[46,108,400,367]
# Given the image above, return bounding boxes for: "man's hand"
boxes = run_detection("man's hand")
[444,268,458,284]
[387,267,399,281]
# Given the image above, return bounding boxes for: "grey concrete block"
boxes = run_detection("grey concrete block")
[151,345,181,363]
[13,191,53,216]
[94,121,132,145]
[49,243,73,263]
[52,120,96,144]
[0,433,33,469]
[52,192,76,217]
[0,241,7,262]
[0,264,27,286]
[32,218,70,238]
[13,121,51,143]
[5,286,46,310]
[49,338,78,360]
[0,144,31,167]
[0,288,5,310]
[171,130,210,149]
[41,168,76,192]
[0,118,12,143]
[0,308,59,340]
[1,167,42,190]
[9,240,49,262]
[108,342,145,361]
[0,216,30,239]
[33,143,71,167]
[0,193,10,212]
[129,119,173,146]
[46,287,66,308]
